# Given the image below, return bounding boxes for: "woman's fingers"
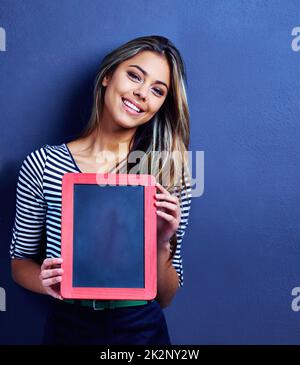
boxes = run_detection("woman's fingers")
[46,285,63,300]
[43,276,62,287]
[155,182,180,206]
[156,182,171,195]
[156,210,177,223]
[40,268,64,280]
[155,182,181,225]
[155,200,178,216]
[41,257,63,270]
[39,257,64,300]
[155,193,179,205]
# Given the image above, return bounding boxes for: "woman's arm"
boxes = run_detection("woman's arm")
[156,242,179,308]
[11,258,47,295]
[11,257,64,300]
[155,182,182,308]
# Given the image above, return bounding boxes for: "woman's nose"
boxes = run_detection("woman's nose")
[133,86,148,101]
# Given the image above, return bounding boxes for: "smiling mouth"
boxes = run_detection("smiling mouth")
[121,98,145,114]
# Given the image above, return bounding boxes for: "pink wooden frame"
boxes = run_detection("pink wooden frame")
[60,173,157,300]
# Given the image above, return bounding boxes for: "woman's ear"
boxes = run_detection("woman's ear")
[102,74,110,87]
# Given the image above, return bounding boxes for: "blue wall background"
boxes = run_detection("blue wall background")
[1,0,300,345]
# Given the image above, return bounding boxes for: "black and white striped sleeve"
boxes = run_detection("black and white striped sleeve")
[10,147,48,259]
[172,175,192,288]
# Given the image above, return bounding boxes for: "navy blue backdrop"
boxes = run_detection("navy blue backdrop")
[1,0,300,344]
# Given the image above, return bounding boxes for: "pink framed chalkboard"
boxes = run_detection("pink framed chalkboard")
[60,173,157,300]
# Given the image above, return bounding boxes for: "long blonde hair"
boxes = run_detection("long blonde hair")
[77,35,191,260]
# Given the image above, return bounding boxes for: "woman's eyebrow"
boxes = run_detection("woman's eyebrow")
[128,64,169,90]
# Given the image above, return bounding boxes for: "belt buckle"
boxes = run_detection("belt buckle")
[92,299,105,311]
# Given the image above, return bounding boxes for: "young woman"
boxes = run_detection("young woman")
[10,35,192,345]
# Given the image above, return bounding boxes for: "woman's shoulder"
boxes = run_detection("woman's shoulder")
[22,142,66,155]
[41,142,67,153]
[20,142,68,172]
[34,142,73,161]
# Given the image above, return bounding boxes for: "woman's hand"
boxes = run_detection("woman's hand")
[39,258,64,300]
[155,182,181,249]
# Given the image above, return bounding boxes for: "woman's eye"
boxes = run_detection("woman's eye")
[153,88,163,96]
[128,71,164,96]
[127,71,140,81]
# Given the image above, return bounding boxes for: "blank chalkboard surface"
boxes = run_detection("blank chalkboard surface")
[73,184,144,288]
[60,173,157,300]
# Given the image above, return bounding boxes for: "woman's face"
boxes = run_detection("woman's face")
[101,50,170,130]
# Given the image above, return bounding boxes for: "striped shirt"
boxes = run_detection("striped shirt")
[10,143,192,287]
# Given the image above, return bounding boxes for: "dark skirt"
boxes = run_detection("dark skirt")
[42,298,171,345]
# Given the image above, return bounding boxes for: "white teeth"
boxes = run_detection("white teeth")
[123,99,141,112]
